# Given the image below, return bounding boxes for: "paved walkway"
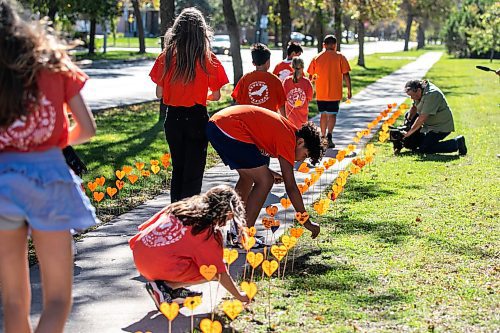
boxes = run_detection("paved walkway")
[0,52,442,333]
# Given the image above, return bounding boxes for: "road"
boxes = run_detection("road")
[81,41,417,110]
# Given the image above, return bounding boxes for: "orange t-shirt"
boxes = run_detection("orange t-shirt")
[210,105,296,165]
[306,50,350,101]
[149,52,228,107]
[0,67,87,152]
[130,209,226,282]
[283,76,313,129]
[231,71,286,112]
[273,60,293,81]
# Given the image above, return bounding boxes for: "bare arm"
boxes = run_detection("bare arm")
[343,73,352,99]
[278,157,320,238]
[207,89,221,101]
[219,271,250,303]
[156,85,163,99]
[278,105,286,118]
[67,93,96,145]
[404,113,428,137]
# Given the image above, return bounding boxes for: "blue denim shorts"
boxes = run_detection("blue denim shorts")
[206,121,270,170]
[317,100,340,115]
[0,148,98,231]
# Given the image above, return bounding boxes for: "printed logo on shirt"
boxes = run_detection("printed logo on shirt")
[259,148,271,157]
[0,94,56,151]
[278,69,292,81]
[141,214,187,248]
[286,87,306,108]
[248,81,269,105]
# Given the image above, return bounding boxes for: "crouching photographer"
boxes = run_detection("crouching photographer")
[394,79,467,156]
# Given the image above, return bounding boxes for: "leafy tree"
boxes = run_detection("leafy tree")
[467,1,499,61]
[223,0,244,84]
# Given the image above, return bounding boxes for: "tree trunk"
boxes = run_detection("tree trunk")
[316,4,324,52]
[333,0,342,51]
[132,0,146,53]
[159,0,175,121]
[357,19,365,67]
[404,13,413,51]
[47,0,57,26]
[279,0,291,59]
[417,23,425,49]
[88,19,96,55]
[223,0,243,85]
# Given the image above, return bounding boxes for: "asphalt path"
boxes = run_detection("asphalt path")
[81,41,417,110]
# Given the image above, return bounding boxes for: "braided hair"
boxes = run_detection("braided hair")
[165,185,246,244]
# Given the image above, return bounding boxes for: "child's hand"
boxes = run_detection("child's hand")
[270,170,283,184]
[237,292,250,303]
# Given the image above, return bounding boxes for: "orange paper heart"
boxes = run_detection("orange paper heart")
[106,187,117,198]
[141,170,151,177]
[262,217,274,229]
[242,236,255,251]
[116,180,124,190]
[290,227,304,238]
[295,212,309,225]
[115,170,125,180]
[93,191,104,203]
[150,159,159,166]
[223,249,238,265]
[282,235,297,249]
[280,197,292,209]
[184,296,202,310]
[265,205,278,217]
[159,302,179,321]
[240,281,258,300]
[297,183,309,194]
[297,162,310,173]
[122,165,133,174]
[222,299,243,320]
[87,181,97,192]
[199,318,222,333]
[245,226,257,237]
[262,260,279,277]
[135,162,145,170]
[95,176,105,186]
[199,264,217,281]
[270,245,287,261]
[246,251,264,269]
[127,174,138,184]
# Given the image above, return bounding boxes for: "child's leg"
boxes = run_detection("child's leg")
[31,229,73,333]
[319,113,327,137]
[0,225,32,333]
[238,166,274,227]
[235,170,254,203]
[327,114,337,134]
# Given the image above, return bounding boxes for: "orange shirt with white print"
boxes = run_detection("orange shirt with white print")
[283,76,313,129]
[130,209,226,282]
[231,71,286,112]
[273,59,293,81]
[210,105,296,165]
[307,50,350,101]
[149,52,228,107]
[0,67,88,152]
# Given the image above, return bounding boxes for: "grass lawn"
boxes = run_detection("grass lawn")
[231,55,499,331]
[73,50,158,62]
[94,36,161,49]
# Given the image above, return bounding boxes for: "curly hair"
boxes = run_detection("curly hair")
[0,0,70,128]
[296,122,325,165]
[164,185,246,244]
[162,7,213,84]
[251,43,271,66]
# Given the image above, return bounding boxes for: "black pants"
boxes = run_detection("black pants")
[416,131,458,154]
[164,105,208,203]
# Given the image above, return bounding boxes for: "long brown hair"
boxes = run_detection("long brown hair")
[162,7,212,84]
[0,0,70,128]
[165,185,246,243]
[292,57,304,83]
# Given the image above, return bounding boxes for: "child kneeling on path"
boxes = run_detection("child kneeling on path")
[130,186,250,309]
[207,105,325,239]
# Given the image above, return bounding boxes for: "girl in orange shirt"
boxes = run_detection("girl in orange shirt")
[130,185,250,308]
[150,8,229,203]
[283,57,313,129]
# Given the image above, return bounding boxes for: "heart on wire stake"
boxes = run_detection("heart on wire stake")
[222,299,243,320]
[271,245,287,261]
[223,248,239,267]
[199,318,222,333]
[262,217,274,229]
[160,301,179,332]
[280,197,292,209]
[95,176,105,186]
[265,205,278,217]
[290,227,304,238]
[241,281,258,300]
[115,170,125,180]
[93,191,104,203]
[127,174,138,184]
[246,252,264,269]
[199,265,217,281]
[262,260,279,277]
[297,162,310,173]
[295,212,309,225]
[245,226,257,237]
[242,236,256,251]
[135,162,145,171]
[122,165,133,174]
[116,180,124,190]
[106,187,117,199]
[87,181,97,192]
[184,296,202,333]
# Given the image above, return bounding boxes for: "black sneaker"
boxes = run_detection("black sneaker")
[170,287,203,303]
[327,133,335,148]
[457,136,467,156]
[145,281,172,310]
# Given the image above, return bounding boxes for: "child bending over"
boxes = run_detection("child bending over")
[130,186,250,309]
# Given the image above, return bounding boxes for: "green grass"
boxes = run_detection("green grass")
[230,55,499,332]
[94,35,162,49]
[73,50,159,62]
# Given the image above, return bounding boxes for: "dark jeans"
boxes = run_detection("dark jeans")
[164,104,208,203]
[416,131,458,154]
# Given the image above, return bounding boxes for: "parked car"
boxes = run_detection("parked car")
[290,31,314,45]
[212,34,231,55]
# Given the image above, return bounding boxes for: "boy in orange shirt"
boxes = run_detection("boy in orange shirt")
[273,42,303,81]
[232,44,286,116]
[307,35,351,148]
[206,105,325,239]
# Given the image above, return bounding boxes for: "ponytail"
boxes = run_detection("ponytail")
[291,57,304,84]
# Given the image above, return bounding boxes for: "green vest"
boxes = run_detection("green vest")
[415,81,455,134]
